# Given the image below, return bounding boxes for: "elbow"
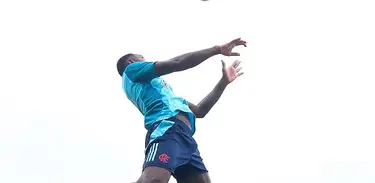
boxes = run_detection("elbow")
[196,113,205,118]
[195,109,208,118]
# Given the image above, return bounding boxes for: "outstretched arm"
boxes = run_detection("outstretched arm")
[155,46,221,76]
[155,38,247,77]
[125,47,220,82]
[189,60,244,118]
[189,78,228,118]
[124,38,246,82]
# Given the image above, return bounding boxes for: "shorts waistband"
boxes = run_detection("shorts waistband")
[147,117,192,135]
[169,116,192,135]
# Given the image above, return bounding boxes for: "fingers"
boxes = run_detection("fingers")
[234,60,244,78]
[235,64,243,77]
[236,67,242,73]
[235,40,247,47]
[230,38,247,47]
[238,40,247,47]
[231,38,241,42]
[232,60,242,68]
[222,38,247,56]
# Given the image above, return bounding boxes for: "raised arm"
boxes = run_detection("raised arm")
[189,60,244,118]
[154,46,221,76]
[124,38,246,82]
[124,49,219,82]
[155,38,246,76]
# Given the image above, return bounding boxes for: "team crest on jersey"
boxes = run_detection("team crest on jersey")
[161,80,168,87]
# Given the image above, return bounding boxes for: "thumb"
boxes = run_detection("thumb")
[230,52,240,56]
[221,60,226,69]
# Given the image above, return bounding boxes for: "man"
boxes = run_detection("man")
[117,38,247,183]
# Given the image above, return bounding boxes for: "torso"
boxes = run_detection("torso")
[175,112,192,129]
[123,76,196,133]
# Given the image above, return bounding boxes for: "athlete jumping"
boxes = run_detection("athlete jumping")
[117,38,247,183]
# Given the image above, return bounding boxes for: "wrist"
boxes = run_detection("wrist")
[219,77,229,87]
[213,45,222,55]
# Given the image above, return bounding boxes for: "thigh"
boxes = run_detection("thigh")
[174,147,208,180]
[177,172,211,183]
[138,166,171,183]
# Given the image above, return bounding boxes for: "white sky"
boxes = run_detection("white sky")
[0,0,374,182]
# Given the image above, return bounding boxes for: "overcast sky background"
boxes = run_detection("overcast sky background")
[1,0,374,183]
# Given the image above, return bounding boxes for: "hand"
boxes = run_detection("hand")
[221,60,244,84]
[219,38,247,56]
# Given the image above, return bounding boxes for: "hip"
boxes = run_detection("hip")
[145,116,195,149]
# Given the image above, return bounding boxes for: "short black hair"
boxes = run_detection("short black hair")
[117,53,133,76]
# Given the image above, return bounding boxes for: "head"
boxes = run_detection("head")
[116,53,145,76]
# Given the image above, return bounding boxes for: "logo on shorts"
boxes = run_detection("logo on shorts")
[159,153,169,163]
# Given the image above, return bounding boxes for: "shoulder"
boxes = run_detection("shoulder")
[123,61,158,82]
[125,61,155,73]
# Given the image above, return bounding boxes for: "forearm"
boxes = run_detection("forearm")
[196,78,228,117]
[170,46,221,72]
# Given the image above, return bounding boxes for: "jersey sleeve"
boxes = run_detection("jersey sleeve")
[124,61,159,82]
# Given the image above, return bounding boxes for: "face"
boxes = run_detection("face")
[128,54,145,63]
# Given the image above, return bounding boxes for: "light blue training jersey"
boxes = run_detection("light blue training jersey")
[122,61,196,134]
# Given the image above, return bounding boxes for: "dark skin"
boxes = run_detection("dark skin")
[188,59,243,118]
[177,60,243,183]
[124,38,246,119]
[127,38,247,183]
[177,173,211,183]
